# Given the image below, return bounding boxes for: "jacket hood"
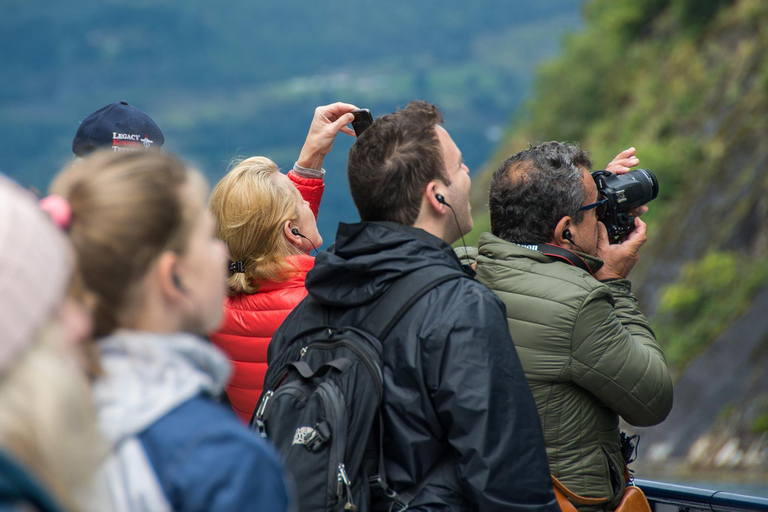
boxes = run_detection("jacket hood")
[306,222,471,307]
[93,330,231,444]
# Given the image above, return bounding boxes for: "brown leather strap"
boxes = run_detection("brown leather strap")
[551,475,610,506]
[552,483,578,512]
[615,486,651,512]
[551,475,652,512]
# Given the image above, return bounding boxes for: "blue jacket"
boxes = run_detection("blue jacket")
[140,396,290,511]
[90,331,291,512]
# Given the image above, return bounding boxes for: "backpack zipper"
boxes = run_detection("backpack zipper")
[252,390,274,438]
[336,463,356,511]
[316,381,352,510]
[255,390,273,420]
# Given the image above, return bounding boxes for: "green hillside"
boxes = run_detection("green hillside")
[471,0,768,474]
[471,0,768,370]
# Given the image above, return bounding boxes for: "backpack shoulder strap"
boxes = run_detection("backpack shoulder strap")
[359,265,466,341]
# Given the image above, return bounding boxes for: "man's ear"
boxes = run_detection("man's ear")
[553,216,574,247]
[425,180,447,214]
[155,251,184,301]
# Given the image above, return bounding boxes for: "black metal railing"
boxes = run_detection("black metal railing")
[634,479,768,512]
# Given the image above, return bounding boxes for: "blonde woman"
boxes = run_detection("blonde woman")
[0,177,102,511]
[50,151,291,511]
[209,102,357,422]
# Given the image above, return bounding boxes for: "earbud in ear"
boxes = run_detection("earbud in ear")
[290,227,319,253]
[172,272,187,294]
[435,193,447,205]
[563,229,573,241]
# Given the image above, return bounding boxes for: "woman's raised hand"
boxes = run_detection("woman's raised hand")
[296,102,358,170]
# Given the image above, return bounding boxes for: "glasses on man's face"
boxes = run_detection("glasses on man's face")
[579,197,608,218]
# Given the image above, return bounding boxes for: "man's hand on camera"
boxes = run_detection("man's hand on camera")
[605,147,649,217]
[595,216,647,280]
[297,102,358,170]
[605,147,639,175]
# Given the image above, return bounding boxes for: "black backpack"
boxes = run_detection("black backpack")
[250,266,465,512]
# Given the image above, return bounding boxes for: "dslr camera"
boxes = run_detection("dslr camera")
[591,169,659,238]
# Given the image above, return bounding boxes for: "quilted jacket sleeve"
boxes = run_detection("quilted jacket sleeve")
[570,279,673,426]
[287,170,323,219]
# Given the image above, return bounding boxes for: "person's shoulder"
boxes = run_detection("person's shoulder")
[140,395,238,450]
[177,400,283,470]
[418,268,507,326]
[140,395,289,510]
[496,248,607,298]
[436,268,503,302]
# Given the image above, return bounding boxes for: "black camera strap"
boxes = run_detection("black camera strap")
[516,243,596,278]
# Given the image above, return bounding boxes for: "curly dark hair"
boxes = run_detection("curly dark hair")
[489,141,592,244]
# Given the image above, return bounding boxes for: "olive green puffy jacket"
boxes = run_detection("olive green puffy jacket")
[472,234,673,508]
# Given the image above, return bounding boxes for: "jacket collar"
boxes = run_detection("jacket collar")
[478,232,604,274]
[306,222,471,308]
[332,221,458,259]
[94,330,231,443]
[256,254,315,293]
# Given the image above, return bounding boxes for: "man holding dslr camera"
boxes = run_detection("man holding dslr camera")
[474,142,673,510]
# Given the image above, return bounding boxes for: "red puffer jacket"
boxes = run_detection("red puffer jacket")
[210,169,322,423]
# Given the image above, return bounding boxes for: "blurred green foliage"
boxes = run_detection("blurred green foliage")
[464,213,491,247]
[750,406,768,435]
[471,0,733,211]
[655,252,768,368]
[751,404,768,434]
[752,413,768,434]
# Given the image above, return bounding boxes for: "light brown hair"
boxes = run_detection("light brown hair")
[209,157,299,295]
[50,150,206,337]
[347,100,448,225]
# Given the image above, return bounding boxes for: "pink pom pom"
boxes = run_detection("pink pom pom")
[39,195,72,230]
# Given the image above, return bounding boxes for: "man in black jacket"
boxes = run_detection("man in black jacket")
[269,101,558,511]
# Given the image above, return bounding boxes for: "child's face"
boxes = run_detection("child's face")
[176,190,228,334]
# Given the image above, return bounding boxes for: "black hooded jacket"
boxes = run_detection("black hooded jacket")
[268,222,558,511]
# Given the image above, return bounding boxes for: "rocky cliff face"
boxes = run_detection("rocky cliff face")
[621,1,768,473]
[629,286,768,474]
[632,3,768,312]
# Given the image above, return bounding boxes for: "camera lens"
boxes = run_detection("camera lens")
[610,169,658,211]
[634,169,659,203]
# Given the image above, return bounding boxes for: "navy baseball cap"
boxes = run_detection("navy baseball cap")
[72,101,164,156]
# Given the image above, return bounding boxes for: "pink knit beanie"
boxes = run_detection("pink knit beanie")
[0,176,73,374]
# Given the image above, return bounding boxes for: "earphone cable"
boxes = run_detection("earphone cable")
[444,203,470,266]
[296,232,318,254]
